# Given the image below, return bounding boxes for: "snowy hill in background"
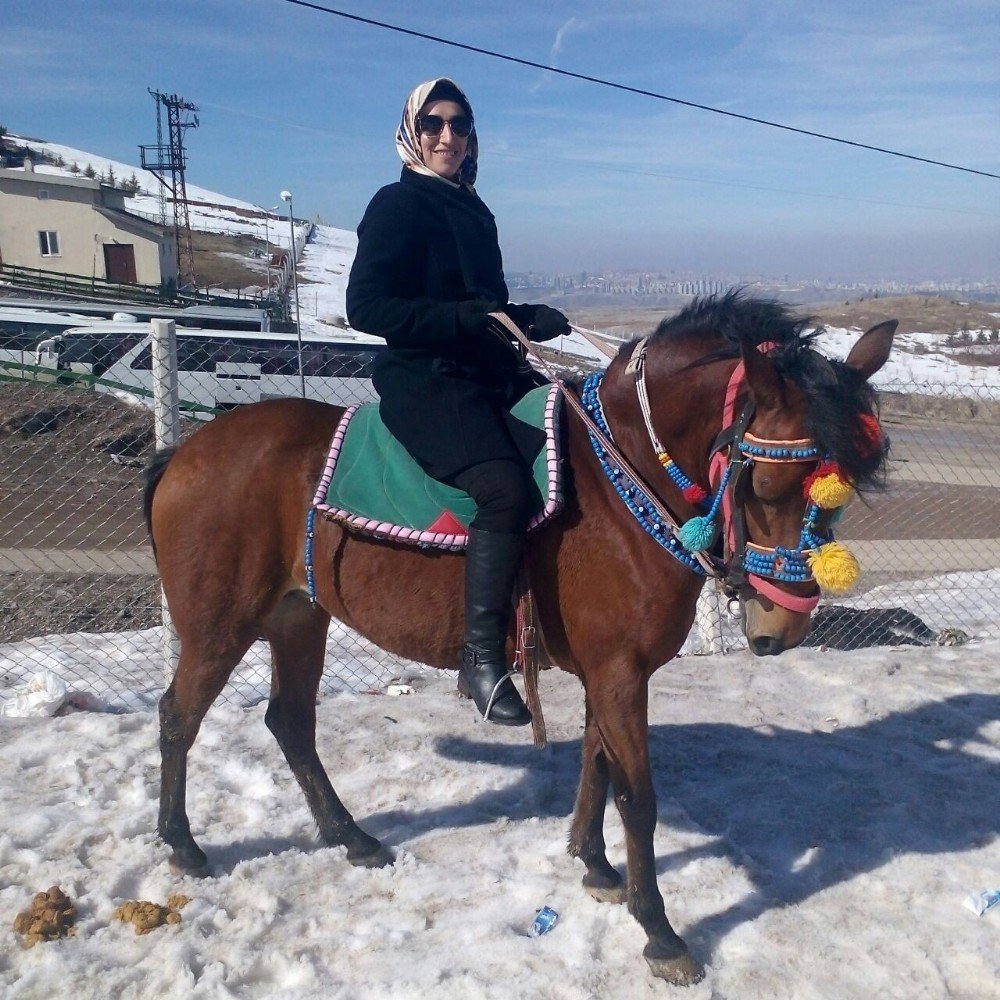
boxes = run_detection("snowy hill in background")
[10,133,361,336]
[7,134,613,357]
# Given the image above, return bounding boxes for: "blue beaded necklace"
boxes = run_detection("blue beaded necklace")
[580,372,707,575]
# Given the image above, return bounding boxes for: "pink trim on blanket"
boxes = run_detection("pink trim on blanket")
[311,403,360,508]
[312,385,564,550]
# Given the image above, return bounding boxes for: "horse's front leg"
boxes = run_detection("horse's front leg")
[592,671,705,987]
[568,697,625,903]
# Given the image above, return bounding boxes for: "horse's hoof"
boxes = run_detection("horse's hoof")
[348,843,395,869]
[644,946,705,987]
[582,871,625,904]
[168,852,211,879]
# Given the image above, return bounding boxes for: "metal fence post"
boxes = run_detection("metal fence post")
[151,318,181,684]
[694,582,726,654]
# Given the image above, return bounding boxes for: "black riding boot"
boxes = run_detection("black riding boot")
[457,527,531,726]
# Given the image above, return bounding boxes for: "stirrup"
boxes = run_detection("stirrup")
[482,669,521,721]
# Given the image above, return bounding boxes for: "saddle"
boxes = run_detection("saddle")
[311,383,565,549]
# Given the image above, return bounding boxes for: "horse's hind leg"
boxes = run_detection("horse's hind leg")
[263,593,393,868]
[568,698,625,903]
[159,629,256,875]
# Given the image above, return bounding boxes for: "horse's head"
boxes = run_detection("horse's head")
[732,317,896,654]
[582,293,896,658]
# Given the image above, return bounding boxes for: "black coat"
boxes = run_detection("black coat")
[346,169,543,481]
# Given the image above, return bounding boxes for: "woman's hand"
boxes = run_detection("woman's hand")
[528,305,571,342]
[506,304,571,342]
[455,297,499,336]
[455,299,521,370]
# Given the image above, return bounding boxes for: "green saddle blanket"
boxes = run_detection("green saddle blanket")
[311,383,564,549]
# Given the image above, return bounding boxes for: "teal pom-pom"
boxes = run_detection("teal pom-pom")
[678,515,715,552]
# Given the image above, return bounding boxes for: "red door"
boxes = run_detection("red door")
[104,244,137,284]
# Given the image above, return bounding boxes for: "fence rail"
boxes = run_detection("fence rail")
[0,263,170,303]
[0,349,997,711]
[0,262,273,313]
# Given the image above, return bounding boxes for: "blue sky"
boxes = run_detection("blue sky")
[4,0,998,280]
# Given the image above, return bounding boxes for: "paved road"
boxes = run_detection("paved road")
[1,413,995,578]
[0,547,156,574]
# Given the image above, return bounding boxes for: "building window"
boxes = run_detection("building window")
[37,190,50,200]
[38,231,60,257]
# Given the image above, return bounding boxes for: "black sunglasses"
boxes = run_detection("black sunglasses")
[415,114,474,138]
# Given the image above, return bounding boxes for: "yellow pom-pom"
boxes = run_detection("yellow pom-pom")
[808,542,860,594]
[809,473,854,509]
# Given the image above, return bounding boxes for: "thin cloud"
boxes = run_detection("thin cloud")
[550,17,581,63]
[530,16,588,92]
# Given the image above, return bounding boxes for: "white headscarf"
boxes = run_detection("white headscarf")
[395,78,478,189]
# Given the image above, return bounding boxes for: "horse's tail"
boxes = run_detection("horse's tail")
[143,447,176,559]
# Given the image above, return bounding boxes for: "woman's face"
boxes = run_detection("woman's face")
[417,99,470,180]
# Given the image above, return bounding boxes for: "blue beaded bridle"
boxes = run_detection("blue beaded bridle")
[580,340,837,614]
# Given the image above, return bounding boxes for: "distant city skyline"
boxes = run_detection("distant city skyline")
[6,1,997,279]
[506,268,1000,289]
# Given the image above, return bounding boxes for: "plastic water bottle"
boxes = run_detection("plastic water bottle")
[528,905,559,937]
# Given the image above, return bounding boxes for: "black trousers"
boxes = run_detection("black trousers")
[446,459,534,534]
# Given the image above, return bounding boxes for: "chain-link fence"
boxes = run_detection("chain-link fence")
[1,336,998,713]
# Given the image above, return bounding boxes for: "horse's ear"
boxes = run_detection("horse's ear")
[741,337,783,411]
[845,320,897,379]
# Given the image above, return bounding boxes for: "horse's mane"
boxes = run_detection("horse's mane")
[621,290,888,491]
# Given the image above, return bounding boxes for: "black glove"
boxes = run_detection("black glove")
[506,303,570,342]
[455,299,520,371]
[455,297,499,337]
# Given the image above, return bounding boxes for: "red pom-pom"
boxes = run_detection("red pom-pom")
[803,461,841,500]
[682,483,708,504]
[855,413,883,457]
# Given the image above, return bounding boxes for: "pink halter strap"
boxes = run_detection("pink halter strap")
[712,344,820,614]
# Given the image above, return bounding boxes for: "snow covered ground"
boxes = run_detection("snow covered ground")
[0,631,996,998]
[815,327,1000,393]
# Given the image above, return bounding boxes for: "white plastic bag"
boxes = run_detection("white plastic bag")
[964,890,1000,916]
[0,671,68,719]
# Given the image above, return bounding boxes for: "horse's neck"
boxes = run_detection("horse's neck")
[552,413,703,670]
[598,348,735,491]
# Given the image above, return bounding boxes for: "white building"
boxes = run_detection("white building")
[0,162,177,291]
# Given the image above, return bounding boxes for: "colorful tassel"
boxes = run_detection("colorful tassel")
[855,413,883,457]
[804,461,853,509]
[682,483,708,505]
[678,515,716,552]
[807,541,860,593]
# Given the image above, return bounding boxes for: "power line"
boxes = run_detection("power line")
[199,100,997,220]
[279,0,999,181]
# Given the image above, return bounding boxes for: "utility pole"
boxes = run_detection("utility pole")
[140,91,199,291]
[148,89,167,226]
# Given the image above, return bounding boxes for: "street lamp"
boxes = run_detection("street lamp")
[258,204,279,300]
[280,190,305,398]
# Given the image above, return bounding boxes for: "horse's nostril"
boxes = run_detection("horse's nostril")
[750,636,784,657]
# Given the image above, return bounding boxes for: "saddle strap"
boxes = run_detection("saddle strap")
[514,567,547,748]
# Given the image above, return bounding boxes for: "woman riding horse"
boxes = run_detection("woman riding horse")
[147,292,895,986]
[346,78,570,726]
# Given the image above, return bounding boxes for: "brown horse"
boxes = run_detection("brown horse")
[145,294,895,986]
